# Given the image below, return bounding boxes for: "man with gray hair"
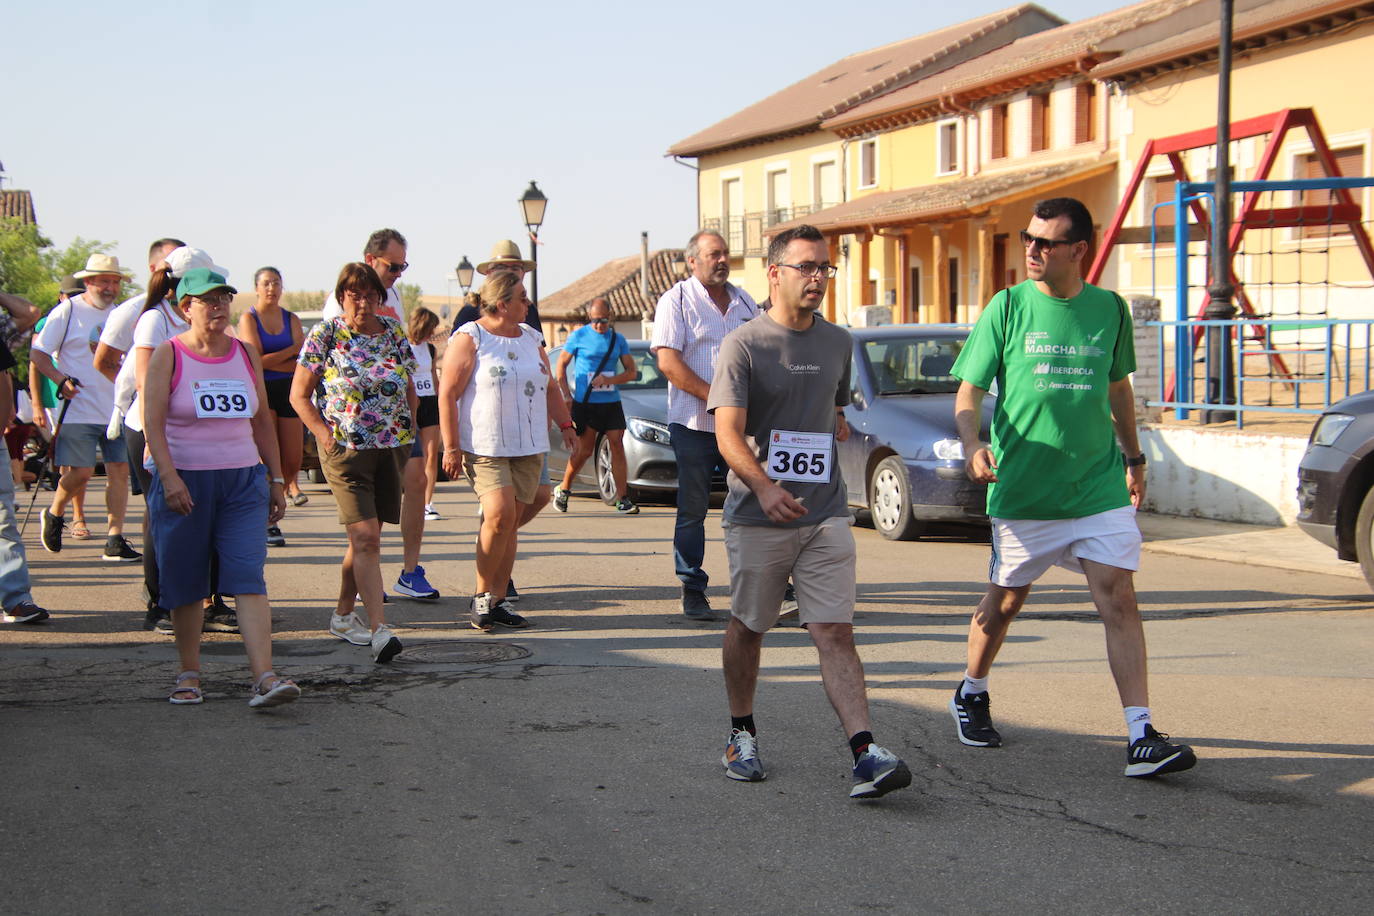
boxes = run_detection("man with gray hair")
[651,230,757,620]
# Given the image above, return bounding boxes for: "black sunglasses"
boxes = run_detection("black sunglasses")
[1019,230,1075,251]
[589,317,610,325]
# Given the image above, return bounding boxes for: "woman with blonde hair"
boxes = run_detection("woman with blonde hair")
[439,272,575,631]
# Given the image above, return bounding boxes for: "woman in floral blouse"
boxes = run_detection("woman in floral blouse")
[290,262,417,664]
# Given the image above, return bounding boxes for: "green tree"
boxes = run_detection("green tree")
[396,282,423,317]
[281,290,327,314]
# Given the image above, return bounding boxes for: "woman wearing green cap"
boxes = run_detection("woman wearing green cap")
[142,267,300,708]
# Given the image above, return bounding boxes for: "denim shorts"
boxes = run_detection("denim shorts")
[147,465,268,608]
[54,422,129,468]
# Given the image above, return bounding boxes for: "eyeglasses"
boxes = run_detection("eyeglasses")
[589,317,610,325]
[1019,230,1075,251]
[378,258,409,274]
[343,290,381,307]
[192,292,234,308]
[776,262,838,279]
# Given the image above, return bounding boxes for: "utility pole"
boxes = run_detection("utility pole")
[1203,0,1237,423]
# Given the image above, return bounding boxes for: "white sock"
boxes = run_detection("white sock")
[1125,706,1151,743]
[961,674,989,698]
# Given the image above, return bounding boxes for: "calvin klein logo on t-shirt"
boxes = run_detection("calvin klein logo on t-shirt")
[785,362,821,373]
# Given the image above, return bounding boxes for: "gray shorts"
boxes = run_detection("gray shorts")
[54,422,128,468]
[724,516,856,633]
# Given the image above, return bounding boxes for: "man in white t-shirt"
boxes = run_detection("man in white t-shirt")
[320,229,437,602]
[30,254,140,562]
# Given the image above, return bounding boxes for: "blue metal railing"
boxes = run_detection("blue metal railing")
[1167,176,1374,422]
[1149,317,1374,428]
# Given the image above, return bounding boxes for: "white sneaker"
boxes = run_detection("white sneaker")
[328,612,371,646]
[371,625,403,663]
[424,504,441,521]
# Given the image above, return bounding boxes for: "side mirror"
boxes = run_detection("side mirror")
[850,388,866,410]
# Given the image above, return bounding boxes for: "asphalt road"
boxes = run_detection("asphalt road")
[2,478,1371,914]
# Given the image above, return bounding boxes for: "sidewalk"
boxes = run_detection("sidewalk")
[1137,511,1362,582]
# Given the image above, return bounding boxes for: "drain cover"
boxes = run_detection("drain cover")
[394,640,531,665]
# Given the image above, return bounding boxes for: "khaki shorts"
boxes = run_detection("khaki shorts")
[464,452,544,504]
[724,516,856,633]
[319,443,410,526]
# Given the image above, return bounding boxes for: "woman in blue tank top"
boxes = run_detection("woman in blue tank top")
[239,267,307,523]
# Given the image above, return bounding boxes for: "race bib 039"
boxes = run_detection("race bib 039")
[193,379,253,419]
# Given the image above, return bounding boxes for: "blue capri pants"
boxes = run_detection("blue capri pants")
[147,465,269,609]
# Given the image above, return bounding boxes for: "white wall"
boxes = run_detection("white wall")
[1141,425,1308,525]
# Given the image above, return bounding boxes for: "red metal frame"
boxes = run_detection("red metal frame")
[1089,109,1374,397]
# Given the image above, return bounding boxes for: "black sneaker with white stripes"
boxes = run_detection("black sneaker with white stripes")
[949,685,1002,747]
[1124,725,1197,777]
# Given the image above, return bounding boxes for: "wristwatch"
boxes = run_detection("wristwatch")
[270,476,286,485]
[1123,453,1147,468]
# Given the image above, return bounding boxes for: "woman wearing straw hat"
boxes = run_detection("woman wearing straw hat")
[142,267,299,708]
[291,262,417,664]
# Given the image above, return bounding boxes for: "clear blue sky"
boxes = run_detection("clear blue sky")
[0,0,1119,304]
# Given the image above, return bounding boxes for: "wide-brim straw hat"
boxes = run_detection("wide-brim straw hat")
[476,239,536,274]
[73,253,134,279]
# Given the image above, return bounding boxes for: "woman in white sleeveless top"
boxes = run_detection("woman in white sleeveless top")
[439,272,575,632]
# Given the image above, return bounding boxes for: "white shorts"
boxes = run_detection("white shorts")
[989,505,1141,588]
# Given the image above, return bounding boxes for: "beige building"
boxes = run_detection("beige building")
[666,3,1064,318]
[669,0,1373,327]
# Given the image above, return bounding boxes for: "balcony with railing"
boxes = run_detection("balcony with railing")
[702,204,840,257]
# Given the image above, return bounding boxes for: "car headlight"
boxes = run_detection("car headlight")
[628,417,672,446]
[932,438,965,461]
[1311,413,1355,447]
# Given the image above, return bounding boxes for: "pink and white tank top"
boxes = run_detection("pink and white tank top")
[164,337,262,470]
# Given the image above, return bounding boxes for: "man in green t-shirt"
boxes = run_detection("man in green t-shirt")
[949,197,1195,779]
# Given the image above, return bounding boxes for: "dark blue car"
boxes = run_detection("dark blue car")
[841,326,991,539]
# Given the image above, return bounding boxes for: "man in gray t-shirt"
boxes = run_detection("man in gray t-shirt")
[706,225,910,801]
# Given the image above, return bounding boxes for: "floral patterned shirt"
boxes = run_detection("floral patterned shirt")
[299,316,418,450]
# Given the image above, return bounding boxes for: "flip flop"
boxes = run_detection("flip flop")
[70,520,91,540]
[169,670,203,705]
[290,493,309,507]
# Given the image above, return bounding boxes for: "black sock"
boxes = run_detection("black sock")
[731,715,756,736]
[849,730,874,762]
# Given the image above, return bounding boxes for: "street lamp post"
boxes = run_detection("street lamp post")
[519,180,548,306]
[456,256,475,295]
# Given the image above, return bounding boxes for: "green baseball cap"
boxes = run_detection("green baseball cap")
[176,267,237,300]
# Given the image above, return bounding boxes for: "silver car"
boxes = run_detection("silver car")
[548,340,721,503]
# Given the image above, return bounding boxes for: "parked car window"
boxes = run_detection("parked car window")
[619,346,667,391]
[863,337,965,395]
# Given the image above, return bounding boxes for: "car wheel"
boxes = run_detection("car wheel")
[307,468,325,484]
[868,455,924,541]
[594,435,617,505]
[1354,486,1374,591]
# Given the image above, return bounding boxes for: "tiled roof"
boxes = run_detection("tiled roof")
[765,157,1113,235]
[665,4,1062,157]
[824,0,1202,132]
[540,249,686,322]
[1093,0,1374,82]
[0,189,36,225]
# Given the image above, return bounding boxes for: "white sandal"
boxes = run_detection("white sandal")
[248,671,301,709]
[169,670,203,705]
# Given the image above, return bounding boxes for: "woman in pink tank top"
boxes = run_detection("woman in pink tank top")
[142,268,300,710]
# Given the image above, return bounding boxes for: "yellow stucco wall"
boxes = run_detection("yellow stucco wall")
[1115,22,1374,318]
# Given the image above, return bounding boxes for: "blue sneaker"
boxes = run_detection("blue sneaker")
[395,565,440,599]
[850,744,911,799]
[722,729,766,782]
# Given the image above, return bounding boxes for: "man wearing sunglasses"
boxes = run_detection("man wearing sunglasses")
[553,298,639,515]
[949,197,1195,779]
[322,228,407,323]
